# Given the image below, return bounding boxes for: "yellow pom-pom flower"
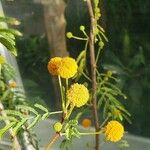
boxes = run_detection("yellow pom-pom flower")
[47,57,62,75]
[82,118,92,128]
[8,81,17,88]
[67,83,89,107]
[58,57,78,79]
[104,120,124,142]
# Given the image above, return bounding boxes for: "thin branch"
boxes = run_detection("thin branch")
[44,133,60,150]
[44,113,66,150]
[86,0,100,150]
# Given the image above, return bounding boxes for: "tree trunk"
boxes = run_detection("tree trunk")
[42,0,68,108]
[42,0,68,56]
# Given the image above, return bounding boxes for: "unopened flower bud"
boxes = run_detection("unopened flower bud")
[99,41,104,49]
[66,32,73,38]
[53,122,63,132]
[80,25,85,31]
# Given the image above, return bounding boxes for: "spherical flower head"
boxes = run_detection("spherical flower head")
[107,70,112,77]
[58,57,78,79]
[104,120,124,142]
[82,118,91,128]
[53,122,63,132]
[67,83,89,107]
[47,57,62,76]
[8,80,17,88]
[98,41,104,49]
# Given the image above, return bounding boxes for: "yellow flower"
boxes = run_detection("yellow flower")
[104,120,124,142]
[0,55,6,64]
[67,83,89,107]
[8,81,17,88]
[47,57,62,75]
[82,118,92,128]
[58,57,78,79]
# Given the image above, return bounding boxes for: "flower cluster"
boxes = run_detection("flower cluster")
[48,57,89,108]
[47,57,77,79]
[104,120,124,142]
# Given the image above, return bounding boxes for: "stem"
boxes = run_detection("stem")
[82,30,89,38]
[65,104,75,119]
[66,79,68,91]
[100,116,109,128]
[84,39,89,51]
[86,0,100,150]
[72,36,88,41]
[58,76,65,111]
[79,131,102,136]
[44,133,60,150]
[44,104,73,150]
[82,72,92,82]
[49,111,63,115]
[96,47,102,64]
[61,131,103,136]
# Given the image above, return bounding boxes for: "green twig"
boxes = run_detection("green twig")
[58,76,65,111]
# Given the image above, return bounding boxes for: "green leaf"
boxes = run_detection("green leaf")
[0,122,16,139]
[97,93,105,107]
[76,50,86,63]
[13,118,28,136]
[99,30,108,42]
[116,105,131,116]
[2,63,16,79]
[122,114,132,124]
[0,34,17,56]
[103,100,109,118]
[34,103,48,113]
[107,94,123,107]
[0,89,11,101]
[0,116,18,122]
[17,105,39,115]
[60,139,72,150]
[41,112,49,120]
[68,120,78,126]
[27,115,41,129]
[0,16,20,25]
[0,29,22,36]
[5,110,26,119]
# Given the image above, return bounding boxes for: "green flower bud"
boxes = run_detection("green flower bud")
[124,96,127,99]
[80,25,85,31]
[66,32,73,38]
[98,41,104,49]
[107,71,112,77]
[104,77,108,81]
[53,122,62,132]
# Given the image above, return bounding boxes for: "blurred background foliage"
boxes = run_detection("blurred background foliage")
[16,35,55,108]
[1,0,150,137]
